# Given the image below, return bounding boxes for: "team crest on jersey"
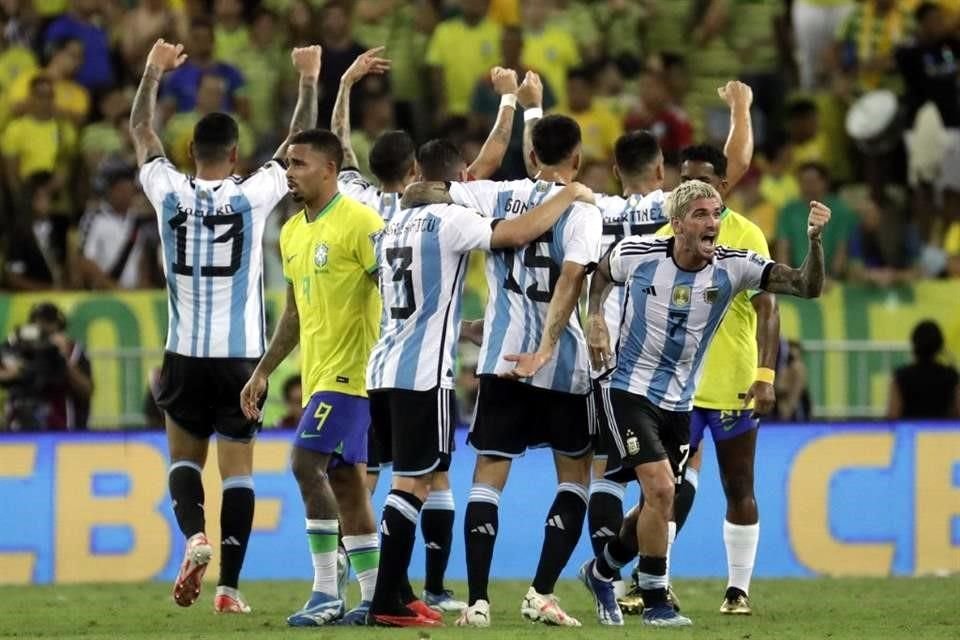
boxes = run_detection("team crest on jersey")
[703,287,719,304]
[671,285,692,307]
[626,437,640,455]
[314,242,329,269]
[535,181,550,192]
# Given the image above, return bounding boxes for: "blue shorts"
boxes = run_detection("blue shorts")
[294,391,369,466]
[689,408,759,451]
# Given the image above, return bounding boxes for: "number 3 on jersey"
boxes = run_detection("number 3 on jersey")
[387,246,416,319]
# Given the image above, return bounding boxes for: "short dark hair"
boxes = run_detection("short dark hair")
[416,139,465,182]
[282,374,301,400]
[29,73,54,93]
[532,115,581,166]
[797,161,830,181]
[566,65,592,83]
[911,319,944,362]
[192,112,239,163]
[787,98,818,119]
[369,130,415,183]
[615,130,661,177]
[44,37,82,65]
[191,17,214,33]
[289,129,344,170]
[29,301,67,331]
[680,144,727,178]
[915,1,940,22]
[660,51,686,72]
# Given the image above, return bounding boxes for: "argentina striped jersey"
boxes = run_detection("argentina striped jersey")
[449,179,602,395]
[338,169,402,221]
[592,189,668,379]
[608,236,774,412]
[367,203,494,391]
[139,156,288,358]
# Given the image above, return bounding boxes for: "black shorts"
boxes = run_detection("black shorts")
[368,387,456,476]
[155,351,263,442]
[366,418,390,473]
[469,376,592,458]
[602,388,691,484]
[591,379,615,459]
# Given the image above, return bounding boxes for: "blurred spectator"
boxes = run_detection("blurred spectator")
[792,0,854,89]
[726,168,778,245]
[78,87,134,175]
[78,163,153,289]
[775,162,856,278]
[549,0,601,61]
[624,60,693,160]
[0,301,92,431]
[888,319,960,419]
[771,338,812,421]
[943,217,960,277]
[759,142,801,212]
[42,0,114,92]
[274,374,303,429]
[2,172,72,290]
[519,0,580,110]
[426,0,501,125]
[895,1,960,127]
[559,65,622,163]
[118,0,188,75]
[487,0,520,27]
[832,0,913,93]
[846,193,921,286]
[163,72,254,173]
[317,1,366,133]
[213,0,250,64]
[593,0,648,65]
[469,25,556,179]
[578,159,616,194]
[1,74,76,204]
[6,36,88,126]
[235,9,288,142]
[350,91,396,182]
[784,98,830,171]
[158,18,247,120]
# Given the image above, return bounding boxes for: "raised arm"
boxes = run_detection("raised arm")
[332,47,391,169]
[130,39,187,166]
[503,261,589,378]
[467,67,519,179]
[719,80,753,196]
[240,284,300,419]
[763,201,830,298]
[517,70,544,179]
[274,45,323,160]
[586,254,616,370]
[490,183,594,249]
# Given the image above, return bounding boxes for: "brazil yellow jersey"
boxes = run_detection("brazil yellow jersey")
[280,193,384,399]
[657,208,771,409]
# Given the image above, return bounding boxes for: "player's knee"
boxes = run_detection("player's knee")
[290,448,327,487]
[721,472,756,504]
[641,474,676,512]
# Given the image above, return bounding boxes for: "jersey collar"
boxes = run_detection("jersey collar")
[304,192,342,223]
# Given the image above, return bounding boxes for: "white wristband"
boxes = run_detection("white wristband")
[499,94,518,109]
[523,107,543,122]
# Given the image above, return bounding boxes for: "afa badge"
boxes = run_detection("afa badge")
[314,242,329,269]
[703,287,719,304]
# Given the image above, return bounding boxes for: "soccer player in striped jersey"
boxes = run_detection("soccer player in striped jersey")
[332,48,519,222]
[578,180,830,627]
[366,139,595,627]
[656,141,780,616]
[240,129,382,627]
[332,53,522,614]
[130,39,321,614]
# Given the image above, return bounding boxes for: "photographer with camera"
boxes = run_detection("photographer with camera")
[0,302,93,431]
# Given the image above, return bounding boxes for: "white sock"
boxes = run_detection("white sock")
[723,520,759,594]
[666,521,677,582]
[306,518,339,597]
[342,533,379,603]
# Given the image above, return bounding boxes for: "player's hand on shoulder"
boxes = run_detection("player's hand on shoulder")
[517,70,543,109]
[491,66,519,95]
[292,44,323,78]
[565,181,596,205]
[400,181,452,209]
[145,38,187,73]
[341,46,391,85]
[807,200,831,239]
[718,80,753,109]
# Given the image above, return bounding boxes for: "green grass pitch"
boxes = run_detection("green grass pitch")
[1,577,956,639]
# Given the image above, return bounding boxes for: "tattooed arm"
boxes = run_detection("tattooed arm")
[273,45,323,160]
[130,39,186,166]
[517,70,543,179]
[240,284,300,420]
[332,47,390,169]
[467,67,518,179]
[502,261,589,379]
[762,201,831,298]
[586,254,615,370]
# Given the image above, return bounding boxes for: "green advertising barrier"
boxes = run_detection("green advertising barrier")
[1,280,958,427]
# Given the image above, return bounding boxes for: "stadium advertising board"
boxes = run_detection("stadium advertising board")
[0,424,957,584]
